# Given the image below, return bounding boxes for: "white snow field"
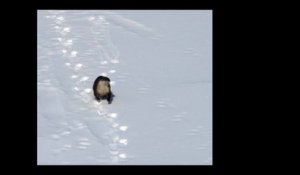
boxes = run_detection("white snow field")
[38,10,212,165]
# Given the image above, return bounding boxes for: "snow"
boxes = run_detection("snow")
[38,10,212,165]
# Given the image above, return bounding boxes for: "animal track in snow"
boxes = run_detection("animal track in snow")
[70,51,78,57]
[118,153,127,159]
[65,62,71,67]
[46,11,129,164]
[79,76,89,82]
[112,123,119,128]
[74,63,83,70]
[119,126,128,131]
[54,26,61,30]
[100,72,108,76]
[71,75,78,79]
[83,88,92,93]
[63,39,73,47]
[100,60,109,65]
[119,139,128,146]
[112,136,120,143]
[97,110,106,116]
[88,16,96,21]
[56,16,64,21]
[73,87,80,91]
[107,113,118,118]
[109,70,116,73]
[62,27,70,32]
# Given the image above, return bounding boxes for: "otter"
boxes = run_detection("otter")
[93,76,113,104]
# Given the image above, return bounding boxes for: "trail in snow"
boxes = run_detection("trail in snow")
[38,10,212,165]
[39,10,136,164]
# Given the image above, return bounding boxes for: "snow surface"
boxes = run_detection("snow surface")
[38,10,212,165]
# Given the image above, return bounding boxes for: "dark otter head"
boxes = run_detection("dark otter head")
[93,75,113,103]
[96,76,110,82]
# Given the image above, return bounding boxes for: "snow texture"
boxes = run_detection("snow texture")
[38,10,212,165]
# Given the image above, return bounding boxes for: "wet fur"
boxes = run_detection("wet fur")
[93,76,113,104]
